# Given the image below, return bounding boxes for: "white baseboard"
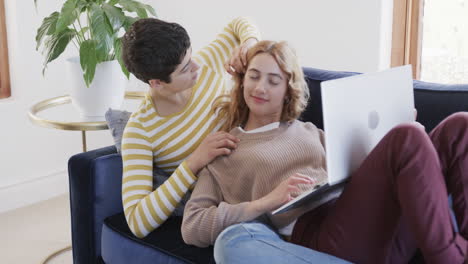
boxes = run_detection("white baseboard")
[0,170,69,213]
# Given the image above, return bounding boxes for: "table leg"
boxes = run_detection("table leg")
[81,131,87,152]
[41,245,72,264]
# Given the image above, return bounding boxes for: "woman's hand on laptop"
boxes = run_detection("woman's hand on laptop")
[254,173,316,212]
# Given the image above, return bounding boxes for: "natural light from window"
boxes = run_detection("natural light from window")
[420,0,468,84]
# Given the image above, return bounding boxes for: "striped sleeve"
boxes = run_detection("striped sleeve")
[194,17,261,74]
[121,117,198,238]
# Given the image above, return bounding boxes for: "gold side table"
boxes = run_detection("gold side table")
[28,91,145,264]
[29,91,145,152]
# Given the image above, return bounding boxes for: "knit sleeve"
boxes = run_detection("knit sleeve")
[303,122,326,151]
[182,167,257,247]
[121,118,197,238]
[193,17,260,74]
[318,128,326,150]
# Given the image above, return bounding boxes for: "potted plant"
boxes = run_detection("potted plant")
[35,0,156,117]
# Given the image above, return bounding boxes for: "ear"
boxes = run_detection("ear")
[148,79,163,91]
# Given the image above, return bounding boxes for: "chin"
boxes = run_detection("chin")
[248,106,267,116]
[183,83,194,91]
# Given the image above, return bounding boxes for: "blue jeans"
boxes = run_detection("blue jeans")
[214,221,352,264]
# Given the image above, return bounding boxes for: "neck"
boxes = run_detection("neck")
[243,112,281,131]
[150,87,191,105]
[149,86,192,116]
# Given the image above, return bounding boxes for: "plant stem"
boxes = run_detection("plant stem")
[72,23,83,46]
[87,11,93,40]
[72,39,80,51]
[77,16,87,40]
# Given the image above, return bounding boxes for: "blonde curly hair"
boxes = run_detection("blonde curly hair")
[214,40,309,132]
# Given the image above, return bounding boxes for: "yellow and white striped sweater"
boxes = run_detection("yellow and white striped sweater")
[121,17,260,238]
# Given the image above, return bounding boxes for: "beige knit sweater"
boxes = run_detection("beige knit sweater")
[182,120,335,247]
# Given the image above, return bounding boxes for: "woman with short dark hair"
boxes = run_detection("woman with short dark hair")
[120,17,260,238]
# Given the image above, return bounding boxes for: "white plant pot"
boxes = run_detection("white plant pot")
[67,58,126,118]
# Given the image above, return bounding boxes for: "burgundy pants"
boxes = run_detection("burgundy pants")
[292,112,468,264]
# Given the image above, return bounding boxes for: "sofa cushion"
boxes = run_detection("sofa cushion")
[105,108,132,153]
[300,67,468,133]
[101,213,215,264]
[300,67,357,129]
[413,80,468,132]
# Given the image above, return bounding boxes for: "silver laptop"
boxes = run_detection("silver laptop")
[272,65,415,215]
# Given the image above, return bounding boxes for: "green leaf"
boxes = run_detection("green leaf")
[36,12,60,50]
[135,7,147,18]
[77,26,89,40]
[118,0,137,12]
[56,0,79,32]
[102,3,126,31]
[79,39,98,87]
[42,28,76,74]
[89,3,114,60]
[119,0,148,18]
[77,1,89,13]
[114,37,129,79]
[142,4,156,17]
[123,16,138,31]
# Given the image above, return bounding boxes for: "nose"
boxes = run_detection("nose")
[191,61,200,72]
[253,81,266,94]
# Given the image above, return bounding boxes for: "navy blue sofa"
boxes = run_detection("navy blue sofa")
[68,67,468,264]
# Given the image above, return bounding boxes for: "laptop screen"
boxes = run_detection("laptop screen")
[320,65,415,184]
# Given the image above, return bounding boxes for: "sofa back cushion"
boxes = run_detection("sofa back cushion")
[300,67,468,133]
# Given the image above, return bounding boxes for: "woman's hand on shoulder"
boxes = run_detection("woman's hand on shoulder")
[224,38,258,75]
[186,131,240,174]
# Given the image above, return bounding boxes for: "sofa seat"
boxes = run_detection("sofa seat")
[101,214,214,264]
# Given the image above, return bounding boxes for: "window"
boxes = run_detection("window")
[392,0,468,84]
[420,0,468,84]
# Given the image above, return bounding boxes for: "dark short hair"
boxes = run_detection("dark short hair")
[122,18,191,83]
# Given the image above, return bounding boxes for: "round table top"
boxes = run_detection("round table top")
[28,91,145,131]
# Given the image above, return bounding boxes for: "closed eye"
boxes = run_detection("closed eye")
[180,59,192,73]
[269,76,281,85]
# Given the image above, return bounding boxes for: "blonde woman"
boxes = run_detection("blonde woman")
[182,40,349,263]
[181,40,468,264]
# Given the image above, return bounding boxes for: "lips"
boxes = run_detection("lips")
[251,95,268,103]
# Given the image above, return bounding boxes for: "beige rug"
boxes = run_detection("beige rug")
[0,194,72,264]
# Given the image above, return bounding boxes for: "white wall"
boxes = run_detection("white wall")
[0,0,116,212]
[0,0,393,212]
[152,0,394,72]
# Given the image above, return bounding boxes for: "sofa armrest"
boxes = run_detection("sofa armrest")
[68,145,124,264]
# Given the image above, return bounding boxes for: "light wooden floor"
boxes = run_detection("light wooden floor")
[0,194,72,264]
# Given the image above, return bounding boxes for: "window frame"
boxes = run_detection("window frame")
[0,0,11,99]
[391,0,424,79]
